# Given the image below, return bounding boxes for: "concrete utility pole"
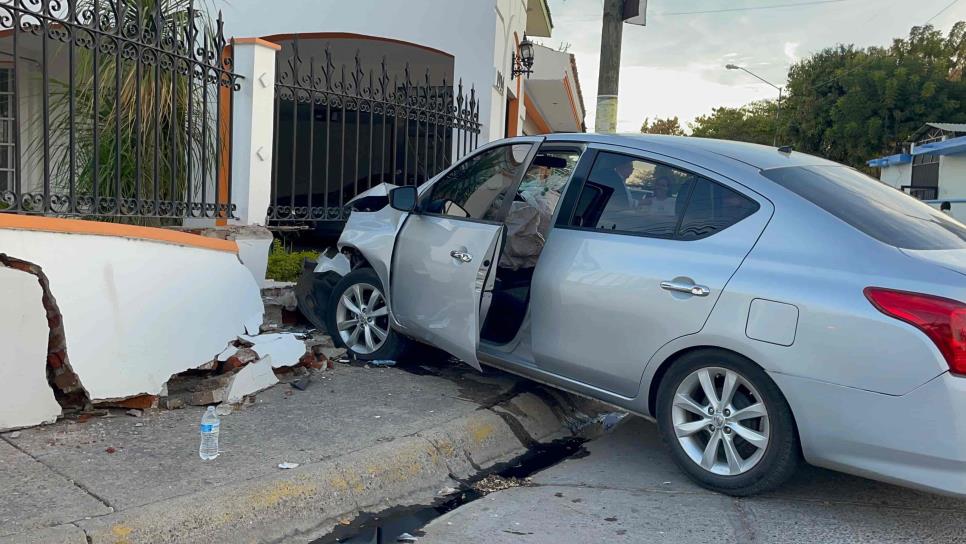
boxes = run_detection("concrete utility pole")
[595,0,624,134]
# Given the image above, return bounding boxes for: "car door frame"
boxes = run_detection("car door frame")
[387,136,546,367]
[525,141,775,397]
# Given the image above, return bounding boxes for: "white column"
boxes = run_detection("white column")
[229,38,279,226]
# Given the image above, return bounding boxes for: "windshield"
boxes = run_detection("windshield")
[761,165,966,250]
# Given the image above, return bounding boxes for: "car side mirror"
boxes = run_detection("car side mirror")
[389,186,418,212]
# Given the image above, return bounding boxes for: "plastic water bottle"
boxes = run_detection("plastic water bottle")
[199,406,220,460]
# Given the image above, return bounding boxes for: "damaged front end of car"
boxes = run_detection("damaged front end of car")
[294,183,410,331]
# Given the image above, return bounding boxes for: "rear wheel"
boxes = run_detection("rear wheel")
[326,268,407,361]
[656,349,800,496]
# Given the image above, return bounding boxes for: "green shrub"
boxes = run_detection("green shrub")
[266,240,319,283]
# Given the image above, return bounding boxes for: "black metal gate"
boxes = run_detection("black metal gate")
[0,0,241,220]
[267,38,482,225]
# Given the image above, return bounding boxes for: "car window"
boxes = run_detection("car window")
[678,178,760,240]
[420,144,533,221]
[569,151,757,240]
[570,152,687,237]
[761,165,966,250]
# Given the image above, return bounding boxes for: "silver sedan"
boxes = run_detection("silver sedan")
[300,134,966,497]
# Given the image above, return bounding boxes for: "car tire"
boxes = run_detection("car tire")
[656,349,800,496]
[326,267,408,361]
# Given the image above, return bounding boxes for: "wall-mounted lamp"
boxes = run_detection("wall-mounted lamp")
[511,34,535,79]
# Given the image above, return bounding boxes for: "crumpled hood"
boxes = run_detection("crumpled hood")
[346,182,398,206]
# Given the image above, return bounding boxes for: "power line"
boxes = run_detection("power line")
[926,0,961,23]
[655,0,851,17]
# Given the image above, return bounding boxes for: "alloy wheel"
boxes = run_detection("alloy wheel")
[671,366,770,476]
[335,282,390,355]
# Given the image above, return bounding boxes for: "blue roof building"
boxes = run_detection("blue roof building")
[867,123,966,222]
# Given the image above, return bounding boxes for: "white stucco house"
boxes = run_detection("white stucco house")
[868,123,966,223]
[214,0,585,142]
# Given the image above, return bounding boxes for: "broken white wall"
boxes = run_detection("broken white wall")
[0,228,265,401]
[236,237,272,288]
[0,266,62,429]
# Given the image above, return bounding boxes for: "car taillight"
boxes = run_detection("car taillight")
[865,287,966,375]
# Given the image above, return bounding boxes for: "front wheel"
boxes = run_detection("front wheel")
[656,349,800,496]
[326,268,408,361]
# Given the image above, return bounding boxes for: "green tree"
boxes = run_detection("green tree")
[781,22,966,167]
[685,22,966,169]
[641,116,685,135]
[689,100,778,145]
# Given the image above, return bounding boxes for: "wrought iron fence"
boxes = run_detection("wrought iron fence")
[0,0,241,220]
[267,38,482,224]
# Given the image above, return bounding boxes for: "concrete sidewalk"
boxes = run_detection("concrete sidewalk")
[0,360,600,544]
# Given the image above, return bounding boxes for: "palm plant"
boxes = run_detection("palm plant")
[41,0,226,222]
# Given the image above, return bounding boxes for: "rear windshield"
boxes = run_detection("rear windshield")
[761,165,966,250]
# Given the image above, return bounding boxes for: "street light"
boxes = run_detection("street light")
[725,64,784,146]
[512,34,535,79]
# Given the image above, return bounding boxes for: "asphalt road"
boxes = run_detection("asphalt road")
[419,417,966,544]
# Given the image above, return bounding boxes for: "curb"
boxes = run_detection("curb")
[9,389,599,544]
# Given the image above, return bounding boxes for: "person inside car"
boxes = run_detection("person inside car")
[641,172,676,216]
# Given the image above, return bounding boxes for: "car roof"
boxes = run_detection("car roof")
[539,133,840,171]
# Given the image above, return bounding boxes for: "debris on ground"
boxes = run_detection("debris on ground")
[438,486,459,496]
[396,532,418,542]
[8,431,21,439]
[9,278,349,432]
[472,474,534,496]
[95,394,159,410]
[290,377,311,391]
[370,359,397,367]
[105,447,117,454]
[277,462,300,469]
[261,280,300,330]
[239,333,306,368]
[597,412,628,431]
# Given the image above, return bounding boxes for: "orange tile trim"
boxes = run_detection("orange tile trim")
[0,215,239,254]
[562,74,582,129]
[233,37,282,51]
[523,93,552,134]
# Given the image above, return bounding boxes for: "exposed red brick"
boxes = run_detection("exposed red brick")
[105,395,158,410]
[235,348,259,364]
[53,371,79,391]
[47,350,65,369]
[223,355,247,371]
[300,353,326,370]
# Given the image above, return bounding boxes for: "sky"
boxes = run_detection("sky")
[544,0,966,132]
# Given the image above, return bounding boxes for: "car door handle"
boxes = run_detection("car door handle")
[450,250,473,263]
[660,280,711,297]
